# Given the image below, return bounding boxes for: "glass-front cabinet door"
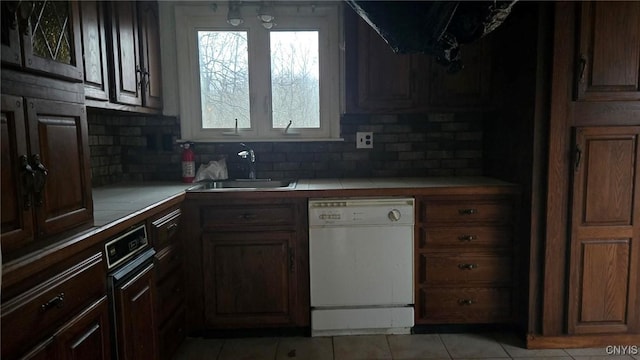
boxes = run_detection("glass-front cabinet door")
[2,1,84,81]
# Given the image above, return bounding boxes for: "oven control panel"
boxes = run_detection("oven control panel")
[105,225,149,270]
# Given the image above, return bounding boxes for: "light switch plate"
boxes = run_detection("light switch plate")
[356,132,373,149]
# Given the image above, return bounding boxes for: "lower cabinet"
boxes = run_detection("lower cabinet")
[202,231,298,327]
[148,205,185,360]
[54,297,111,360]
[183,198,309,331]
[415,193,517,324]
[114,263,158,360]
[0,252,111,360]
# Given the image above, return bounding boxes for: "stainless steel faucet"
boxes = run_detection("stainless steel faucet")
[237,143,256,179]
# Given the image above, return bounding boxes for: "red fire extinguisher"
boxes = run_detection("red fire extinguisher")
[181,143,195,183]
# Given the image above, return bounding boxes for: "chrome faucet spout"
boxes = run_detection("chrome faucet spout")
[238,143,257,179]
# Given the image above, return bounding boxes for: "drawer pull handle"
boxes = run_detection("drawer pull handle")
[240,213,257,221]
[458,235,477,241]
[166,223,179,231]
[458,263,478,270]
[41,293,65,311]
[459,208,478,215]
[458,299,474,306]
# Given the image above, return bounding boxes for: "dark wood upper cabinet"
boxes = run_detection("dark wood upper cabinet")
[1,95,93,259]
[344,8,493,113]
[1,2,22,66]
[427,37,492,108]
[575,1,640,101]
[109,1,142,107]
[1,1,83,81]
[79,1,110,102]
[80,0,163,111]
[137,1,163,110]
[26,98,93,239]
[1,95,34,255]
[568,126,640,335]
[355,16,422,112]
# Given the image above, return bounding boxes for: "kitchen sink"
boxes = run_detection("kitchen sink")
[188,179,296,191]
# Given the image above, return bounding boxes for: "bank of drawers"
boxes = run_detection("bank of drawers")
[149,206,185,360]
[1,253,109,359]
[415,195,515,324]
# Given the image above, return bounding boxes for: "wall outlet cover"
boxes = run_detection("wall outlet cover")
[356,132,373,149]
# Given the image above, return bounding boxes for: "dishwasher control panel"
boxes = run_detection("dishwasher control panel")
[309,198,414,226]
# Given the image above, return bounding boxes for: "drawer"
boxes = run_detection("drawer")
[159,308,186,360]
[156,268,185,323]
[418,253,512,285]
[1,253,105,358]
[416,287,512,324]
[151,208,181,250]
[418,227,512,249]
[420,199,512,224]
[201,204,296,228]
[155,243,182,282]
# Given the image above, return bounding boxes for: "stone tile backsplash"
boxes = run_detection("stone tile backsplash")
[87,111,483,187]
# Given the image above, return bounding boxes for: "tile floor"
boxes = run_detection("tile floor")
[173,332,640,360]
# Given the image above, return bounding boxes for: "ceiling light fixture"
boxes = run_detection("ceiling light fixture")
[257,1,275,29]
[257,2,274,22]
[227,1,244,26]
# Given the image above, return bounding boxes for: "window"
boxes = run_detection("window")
[175,3,342,141]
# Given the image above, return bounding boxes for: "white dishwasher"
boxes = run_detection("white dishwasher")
[308,197,414,336]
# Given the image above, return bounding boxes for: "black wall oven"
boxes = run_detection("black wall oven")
[105,224,158,360]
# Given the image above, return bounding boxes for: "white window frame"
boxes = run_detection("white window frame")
[175,2,342,142]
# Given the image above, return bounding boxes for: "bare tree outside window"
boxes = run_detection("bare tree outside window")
[198,31,250,129]
[270,31,320,129]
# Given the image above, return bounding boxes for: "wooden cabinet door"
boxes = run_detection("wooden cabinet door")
[109,1,142,106]
[568,126,640,334]
[21,0,84,81]
[79,0,110,101]
[56,297,111,360]
[354,17,424,112]
[575,2,640,101]
[115,264,158,360]
[137,1,163,110]
[202,231,297,327]
[427,37,492,108]
[26,98,92,238]
[1,95,34,254]
[1,2,22,66]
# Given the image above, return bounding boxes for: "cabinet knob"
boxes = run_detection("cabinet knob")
[458,263,478,270]
[458,208,477,215]
[458,235,477,241]
[458,299,474,306]
[240,213,257,221]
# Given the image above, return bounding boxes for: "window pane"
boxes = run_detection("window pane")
[198,31,250,129]
[270,31,320,129]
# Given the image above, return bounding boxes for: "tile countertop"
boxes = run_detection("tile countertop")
[295,176,515,191]
[92,182,193,226]
[92,177,516,226]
